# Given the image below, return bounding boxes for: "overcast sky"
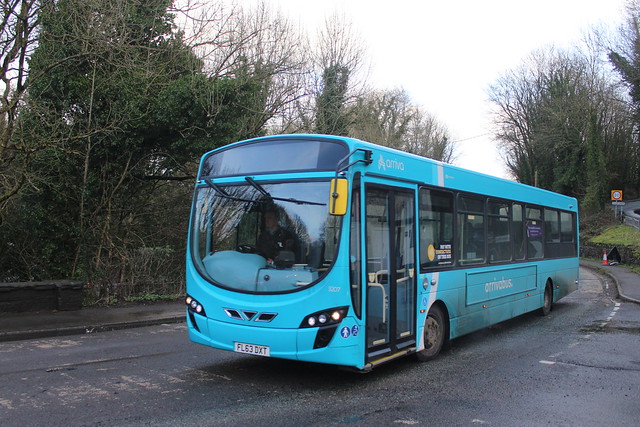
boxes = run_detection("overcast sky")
[236,0,628,178]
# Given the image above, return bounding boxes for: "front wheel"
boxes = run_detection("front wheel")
[416,304,446,362]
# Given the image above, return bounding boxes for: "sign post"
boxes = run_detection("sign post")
[611,190,625,219]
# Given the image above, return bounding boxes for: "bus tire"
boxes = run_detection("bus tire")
[416,304,446,362]
[541,282,553,316]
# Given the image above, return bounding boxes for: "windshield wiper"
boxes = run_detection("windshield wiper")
[245,176,271,198]
[204,178,326,207]
[204,179,260,204]
[244,177,326,206]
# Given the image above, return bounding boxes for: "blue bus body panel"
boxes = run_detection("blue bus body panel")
[465,265,537,305]
[186,255,366,369]
[187,316,363,367]
[419,257,578,340]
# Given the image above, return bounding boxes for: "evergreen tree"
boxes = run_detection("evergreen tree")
[315,64,350,135]
[1,0,266,290]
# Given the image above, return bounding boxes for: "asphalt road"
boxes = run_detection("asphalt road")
[623,199,640,216]
[1,267,639,426]
[622,199,640,228]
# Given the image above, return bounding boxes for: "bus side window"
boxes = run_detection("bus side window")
[488,199,511,263]
[419,188,454,270]
[560,211,577,257]
[513,203,525,260]
[458,195,485,265]
[526,207,543,259]
[544,209,560,243]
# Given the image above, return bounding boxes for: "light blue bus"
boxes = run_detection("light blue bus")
[186,134,579,371]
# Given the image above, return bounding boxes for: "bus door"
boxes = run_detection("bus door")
[365,185,416,361]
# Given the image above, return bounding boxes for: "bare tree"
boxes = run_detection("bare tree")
[349,88,412,147]
[404,107,455,163]
[489,45,634,206]
[349,88,455,162]
[312,12,369,135]
[489,51,548,185]
[0,0,44,211]
[176,0,310,137]
[315,12,367,78]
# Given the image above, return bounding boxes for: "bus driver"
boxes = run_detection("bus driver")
[257,210,295,264]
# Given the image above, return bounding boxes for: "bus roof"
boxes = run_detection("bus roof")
[200,134,578,212]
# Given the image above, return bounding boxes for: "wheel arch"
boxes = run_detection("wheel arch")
[415,299,451,362]
[429,299,451,342]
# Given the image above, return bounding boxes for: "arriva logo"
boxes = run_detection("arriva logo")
[485,277,513,293]
[377,154,405,171]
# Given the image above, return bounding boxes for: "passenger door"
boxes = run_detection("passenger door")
[365,185,416,361]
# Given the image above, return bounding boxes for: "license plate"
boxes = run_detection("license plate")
[234,342,270,357]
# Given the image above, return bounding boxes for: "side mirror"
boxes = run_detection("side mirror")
[329,178,348,216]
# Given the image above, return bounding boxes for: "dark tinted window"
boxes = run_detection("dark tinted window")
[560,212,575,242]
[513,203,525,260]
[546,211,577,258]
[419,189,454,269]
[544,209,560,243]
[488,200,509,216]
[459,196,483,213]
[488,200,510,262]
[526,222,544,259]
[458,196,485,265]
[526,207,541,220]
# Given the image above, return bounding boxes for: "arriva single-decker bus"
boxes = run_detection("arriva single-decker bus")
[185,134,579,371]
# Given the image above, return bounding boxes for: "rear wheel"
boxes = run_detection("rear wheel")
[541,282,553,316]
[416,304,446,361]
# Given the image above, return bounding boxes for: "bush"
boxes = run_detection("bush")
[580,210,619,241]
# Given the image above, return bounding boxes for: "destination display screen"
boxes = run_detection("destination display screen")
[199,137,348,178]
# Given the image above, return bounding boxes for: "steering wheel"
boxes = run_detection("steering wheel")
[237,244,257,254]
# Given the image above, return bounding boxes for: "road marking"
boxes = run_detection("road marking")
[0,398,15,410]
[539,360,556,365]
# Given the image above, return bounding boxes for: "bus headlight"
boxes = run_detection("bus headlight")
[300,307,348,328]
[185,295,206,316]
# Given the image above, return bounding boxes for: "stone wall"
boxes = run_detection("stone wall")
[0,281,85,312]
[581,243,640,266]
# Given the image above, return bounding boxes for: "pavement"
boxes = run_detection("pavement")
[0,300,185,342]
[0,262,638,343]
[580,259,640,304]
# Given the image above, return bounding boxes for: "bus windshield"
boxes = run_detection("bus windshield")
[191,180,341,293]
